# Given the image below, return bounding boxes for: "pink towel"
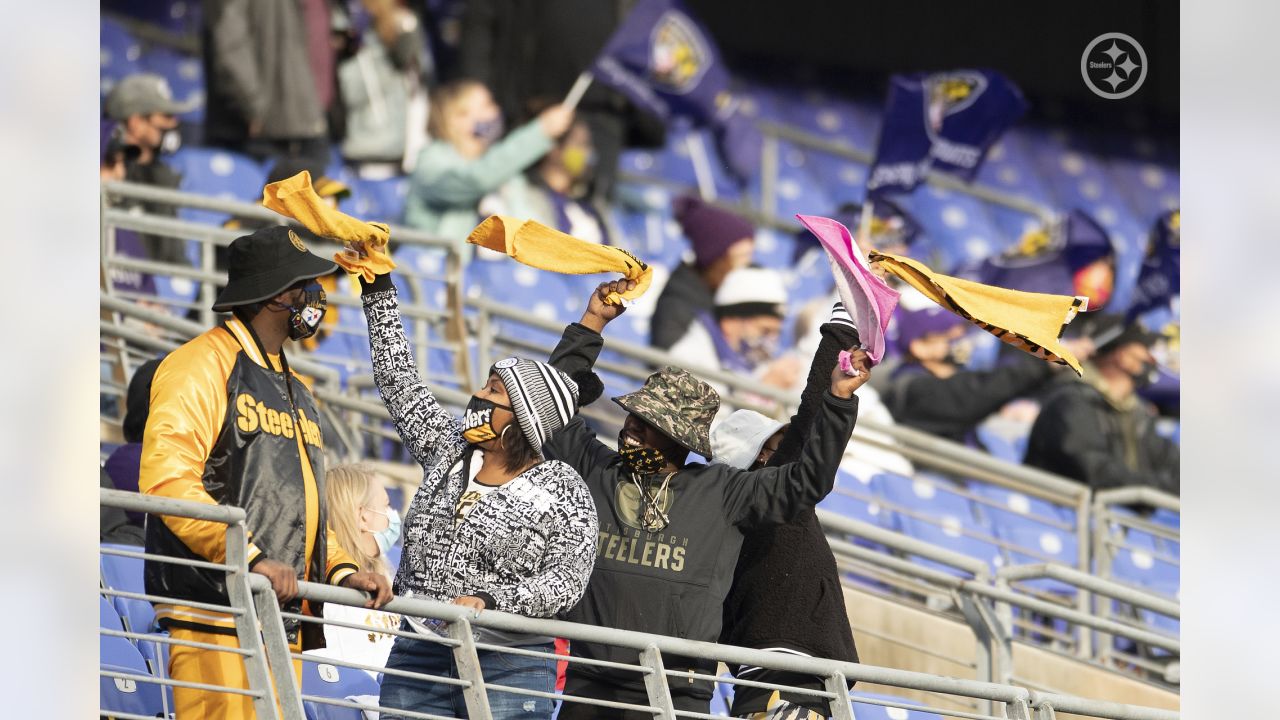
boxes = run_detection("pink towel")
[796,214,900,365]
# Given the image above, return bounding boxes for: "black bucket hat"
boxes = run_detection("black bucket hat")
[212,226,338,312]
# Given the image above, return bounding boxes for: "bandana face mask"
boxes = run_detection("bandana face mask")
[618,432,667,476]
[273,282,327,341]
[462,395,513,445]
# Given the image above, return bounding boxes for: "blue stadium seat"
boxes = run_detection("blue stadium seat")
[102,544,159,636]
[168,147,268,225]
[349,175,410,225]
[993,521,1079,595]
[101,596,124,632]
[851,691,944,719]
[1106,536,1179,599]
[101,544,145,594]
[301,660,381,720]
[101,633,165,716]
[100,17,142,97]
[969,482,1073,527]
[877,472,982,527]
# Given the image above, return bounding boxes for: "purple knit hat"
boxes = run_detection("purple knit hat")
[894,306,967,354]
[674,196,755,269]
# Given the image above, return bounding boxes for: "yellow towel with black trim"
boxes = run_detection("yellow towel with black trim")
[261,170,396,283]
[466,215,653,305]
[870,250,1087,375]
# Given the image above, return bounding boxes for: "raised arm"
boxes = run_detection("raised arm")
[769,304,861,467]
[361,273,467,469]
[412,121,555,206]
[473,474,599,617]
[723,353,869,527]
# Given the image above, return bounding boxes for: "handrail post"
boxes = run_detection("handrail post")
[640,644,676,720]
[1005,696,1034,720]
[1037,700,1058,720]
[200,228,216,328]
[443,247,473,388]
[956,590,1002,716]
[449,616,493,718]
[224,522,290,720]
[249,577,308,720]
[1076,492,1093,658]
[824,671,855,720]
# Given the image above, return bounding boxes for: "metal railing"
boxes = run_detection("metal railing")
[98,183,1178,679]
[100,488,1179,720]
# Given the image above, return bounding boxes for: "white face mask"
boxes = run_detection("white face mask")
[158,126,182,155]
[366,506,401,556]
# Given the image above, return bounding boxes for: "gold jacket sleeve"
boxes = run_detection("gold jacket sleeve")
[138,333,266,564]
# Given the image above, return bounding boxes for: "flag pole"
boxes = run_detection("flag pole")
[856,198,875,262]
[686,132,718,201]
[563,72,594,112]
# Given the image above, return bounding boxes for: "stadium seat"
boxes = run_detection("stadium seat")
[101,633,165,717]
[101,596,124,632]
[100,17,142,97]
[877,472,983,528]
[1106,533,1179,598]
[301,659,381,720]
[993,520,1079,595]
[168,147,268,226]
[851,691,944,719]
[101,544,145,593]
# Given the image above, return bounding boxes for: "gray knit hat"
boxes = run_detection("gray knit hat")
[491,357,580,458]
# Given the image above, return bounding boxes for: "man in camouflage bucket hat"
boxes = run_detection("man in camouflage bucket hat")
[542,280,870,719]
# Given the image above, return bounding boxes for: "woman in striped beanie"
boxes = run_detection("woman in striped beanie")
[358,271,598,719]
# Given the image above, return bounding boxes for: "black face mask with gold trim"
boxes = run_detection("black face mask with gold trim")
[462,395,513,445]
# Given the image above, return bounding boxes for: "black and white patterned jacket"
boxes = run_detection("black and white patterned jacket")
[362,284,598,618]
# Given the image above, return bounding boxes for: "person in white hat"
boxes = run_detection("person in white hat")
[667,266,800,396]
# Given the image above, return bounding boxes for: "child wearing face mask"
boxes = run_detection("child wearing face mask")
[479,100,612,246]
[404,79,576,256]
[305,464,404,679]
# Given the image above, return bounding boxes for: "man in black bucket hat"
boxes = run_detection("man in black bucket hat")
[543,279,871,719]
[138,225,391,716]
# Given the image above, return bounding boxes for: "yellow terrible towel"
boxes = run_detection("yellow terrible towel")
[262,171,396,283]
[870,250,1088,375]
[467,216,653,305]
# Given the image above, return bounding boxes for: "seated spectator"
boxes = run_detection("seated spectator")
[650,196,756,350]
[404,79,574,253]
[104,357,166,524]
[881,303,1090,448]
[1025,315,1179,495]
[101,469,144,546]
[481,104,611,245]
[339,0,433,169]
[544,280,867,719]
[103,74,196,265]
[358,268,597,719]
[306,464,403,678]
[202,0,333,170]
[667,267,800,395]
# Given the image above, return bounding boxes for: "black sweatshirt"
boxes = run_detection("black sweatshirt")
[545,322,859,699]
[720,320,861,670]
[881,358,1054,445]
[1024,380,1179,495]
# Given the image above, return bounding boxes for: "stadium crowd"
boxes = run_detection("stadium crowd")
[100,1,1180,718]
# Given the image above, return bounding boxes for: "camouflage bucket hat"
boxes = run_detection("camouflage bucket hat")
[612,366,720,459]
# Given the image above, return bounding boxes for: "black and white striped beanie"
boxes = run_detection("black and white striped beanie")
[491,357,580,458]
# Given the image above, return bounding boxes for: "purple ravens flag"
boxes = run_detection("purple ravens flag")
[867,69,1028,196]
[1126,209,1180,321]
[967,209,1115,311]
[591,0,760,181]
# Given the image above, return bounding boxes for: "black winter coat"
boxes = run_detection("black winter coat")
[546,322,859,699]
[720,320,861,669]
[1024,378,1179,495]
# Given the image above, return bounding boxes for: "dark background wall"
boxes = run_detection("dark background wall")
[685,0,1177,132]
